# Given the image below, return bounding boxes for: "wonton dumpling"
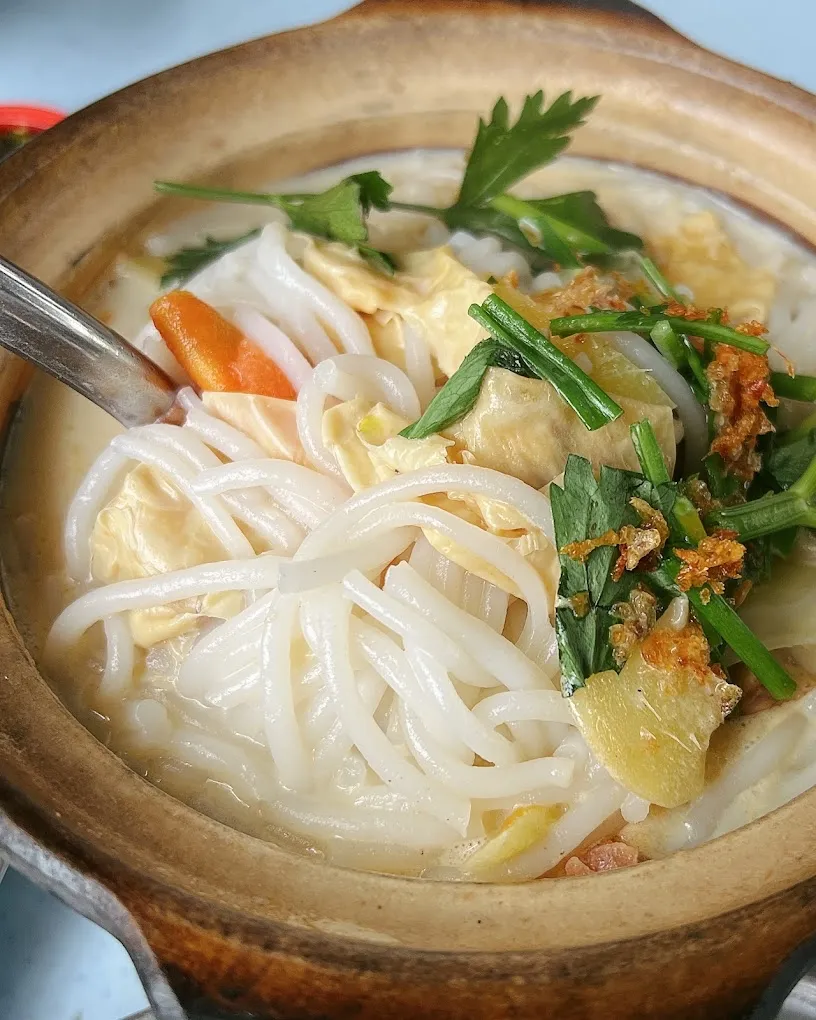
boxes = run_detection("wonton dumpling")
[91,465,242,647]
[447,367,676,489]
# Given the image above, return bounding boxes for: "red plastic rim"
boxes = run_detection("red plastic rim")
[0,105,64,134]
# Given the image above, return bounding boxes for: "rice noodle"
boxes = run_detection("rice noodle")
[605,331,708,471]
[50,168,771,884]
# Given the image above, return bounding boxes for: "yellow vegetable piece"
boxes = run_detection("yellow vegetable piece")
[466,805,562,873]
[570,642,740,809]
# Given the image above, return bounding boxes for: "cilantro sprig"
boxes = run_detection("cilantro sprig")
[551,455,675,695]
[393,92,642,270]
[154,171,395,273]
[552,421,796,700]
[159,228,261,287]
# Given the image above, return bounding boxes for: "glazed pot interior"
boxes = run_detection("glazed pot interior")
[3,0,816,965]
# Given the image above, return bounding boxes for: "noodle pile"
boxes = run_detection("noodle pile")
[38,158,816,881]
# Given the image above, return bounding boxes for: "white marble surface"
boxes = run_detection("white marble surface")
[0,2,813,1018]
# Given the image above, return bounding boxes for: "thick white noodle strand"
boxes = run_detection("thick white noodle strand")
[400,704,574,799]
[385,562,550,691]
[301,590,472,833]
[232,304,313,391]
[312,355,421,420]
[277,528,416,594]
[259,595,311,791]
[100,615,135,697]
[402,321,436,410]
[47,558,280,653]
[255,224,374,355]
[605,331,708,471]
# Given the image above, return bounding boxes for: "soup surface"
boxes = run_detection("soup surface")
[6,135,816,882]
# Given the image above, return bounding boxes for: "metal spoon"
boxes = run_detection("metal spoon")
[0,254,177,427]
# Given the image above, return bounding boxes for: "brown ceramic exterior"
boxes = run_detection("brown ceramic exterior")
[2,2,816,1017]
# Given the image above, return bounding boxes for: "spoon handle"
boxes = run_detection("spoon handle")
[0,255,177,427]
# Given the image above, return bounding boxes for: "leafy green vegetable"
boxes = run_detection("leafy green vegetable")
[549,308,770,355]
[707,448,816,540]
[160,229,261,287]
[765,426,816,490]
[455,92,598,209]
[154,172,395,273]
[392,93,641,269]
[485,192,642,270]
[551,455,674,695]
[399,339,534,439]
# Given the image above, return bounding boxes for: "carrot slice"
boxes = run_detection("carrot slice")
[150,290,297,399]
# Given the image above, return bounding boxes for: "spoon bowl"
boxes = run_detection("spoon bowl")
[0,254,176,427]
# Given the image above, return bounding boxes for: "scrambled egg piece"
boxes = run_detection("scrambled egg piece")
[301,240,492,377]
[651,210,776,322]
[91,464,242,647]
[202,391,307,464]
[448,367,676,489]
[92,392,310,648]
[322,397,557,600]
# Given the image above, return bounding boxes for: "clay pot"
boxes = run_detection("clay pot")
[1,2,816,1017]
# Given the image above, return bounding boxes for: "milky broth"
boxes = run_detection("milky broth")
[4,150,816,864]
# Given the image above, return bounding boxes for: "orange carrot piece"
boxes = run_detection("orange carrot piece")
[150,290,297,399]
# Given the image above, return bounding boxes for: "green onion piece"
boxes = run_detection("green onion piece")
[475,296,623,431]
[707,450,816,540]
[549,310,769,355]
[630,419,670,485]
[653,559,796,700]
[649,320,685,369]
[777,410,816,447]
[630,420,707,543]
[686,588,796,699]
[637,254,679,300]
[771,372,816,403]
[679,335,710,399]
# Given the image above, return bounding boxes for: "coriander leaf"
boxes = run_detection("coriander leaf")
[281,178,369,244]
[521,192,642,257]
[765,426,816,490]
[350,170,393,212]
[400,338,534,439]
[456,91,599,209]
[154,173,395,274]
[160,229,260,287]
[551,456,671,695]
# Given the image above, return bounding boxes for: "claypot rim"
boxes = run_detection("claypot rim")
[2,0,816,966]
